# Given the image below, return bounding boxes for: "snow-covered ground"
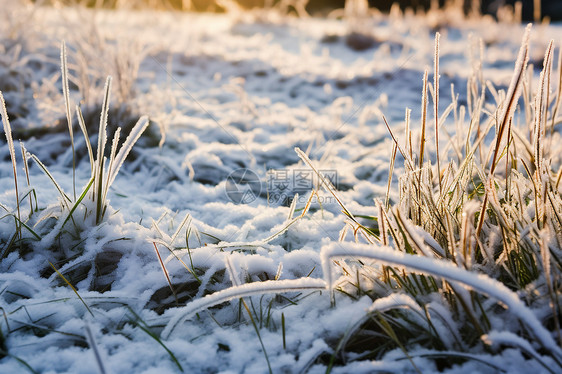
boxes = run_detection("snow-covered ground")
[1,2,561,373]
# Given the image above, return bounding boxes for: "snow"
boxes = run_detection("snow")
[0,2,561,373]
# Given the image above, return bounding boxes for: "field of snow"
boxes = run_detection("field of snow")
[1,1,562,373]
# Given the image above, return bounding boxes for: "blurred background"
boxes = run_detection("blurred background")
[45,0,562,20]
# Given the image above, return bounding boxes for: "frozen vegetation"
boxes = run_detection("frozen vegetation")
[1,1,562,373]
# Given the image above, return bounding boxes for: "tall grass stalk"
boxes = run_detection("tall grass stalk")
[95,77,111,225]
[476,24,530,237]
[0,90,21,240]
[90,76,149,224]
[434,32,442,194]
[61,41,76,201]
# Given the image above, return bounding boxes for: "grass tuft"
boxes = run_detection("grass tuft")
[296,24,562,371]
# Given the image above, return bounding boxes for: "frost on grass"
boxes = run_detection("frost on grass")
[162,277,327,339]
[321,242,562,360]
[1,2,562,374]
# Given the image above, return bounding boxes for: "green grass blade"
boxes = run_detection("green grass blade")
[241,297,272,374]
[125,309,184,373]
[76,105,94,176]
[0,349,38,374]
[49,262,94,317]
[61,176,95,230]
[29,154,71,210]
[95,77,112,224]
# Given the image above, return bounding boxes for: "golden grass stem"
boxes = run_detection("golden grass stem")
[419,69,429,170]
[477,25,531,239]
[153,242,177,305]
[434,32,442,194]
[49,262,94,317]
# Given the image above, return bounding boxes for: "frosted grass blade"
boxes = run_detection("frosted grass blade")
[162,278,326,339]
[29,154,71,211]
[20,142,36,214]
[170,212,191,246]
[61,41,76,200]
[76,105,94,176]
[295,147,357,224]
[95,77,112,224]
[489,24,531,174]
[84,323,107,374]
[484,331,557,374]
[434,33,442,193]
[419,69,429,169]
[477,24,531,238]
[106,115,149,188]
[102,127,120,205]
[0,90,20,232]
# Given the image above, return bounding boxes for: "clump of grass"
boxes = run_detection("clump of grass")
[156,193,320,372]
[1,41,149,287]
[155,192,315,316]
[31,43,149,229]
[0,89,41,258]
[297,24,562,371]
